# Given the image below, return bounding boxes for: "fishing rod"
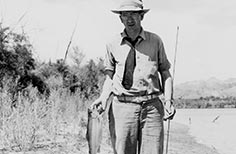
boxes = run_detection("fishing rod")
[165,26,179,154]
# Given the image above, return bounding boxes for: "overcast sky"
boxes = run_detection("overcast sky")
[1,0,236,84]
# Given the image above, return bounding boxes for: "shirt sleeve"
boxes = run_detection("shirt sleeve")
[158,39,171,72]
[104,44,116,72]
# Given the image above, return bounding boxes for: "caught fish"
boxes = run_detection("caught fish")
[86,106,103,154]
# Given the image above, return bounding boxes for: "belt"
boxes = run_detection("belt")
[115,92,161,104]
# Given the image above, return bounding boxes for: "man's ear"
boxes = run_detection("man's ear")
[140,13,144,20]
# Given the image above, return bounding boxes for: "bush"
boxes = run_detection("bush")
[0,22,108,153]
[0,24,34,85]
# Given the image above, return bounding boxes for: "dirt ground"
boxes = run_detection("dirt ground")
[0,120,220,154]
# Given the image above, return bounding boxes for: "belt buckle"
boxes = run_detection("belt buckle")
[149,94,154,99]
[135,96,143,102]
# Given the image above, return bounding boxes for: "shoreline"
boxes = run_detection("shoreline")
[0,121,221,154]
[164,121,221,154]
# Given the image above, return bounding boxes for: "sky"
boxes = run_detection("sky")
[1,0,236,84]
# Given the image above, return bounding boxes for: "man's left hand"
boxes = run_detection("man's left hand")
[163,100,176,121]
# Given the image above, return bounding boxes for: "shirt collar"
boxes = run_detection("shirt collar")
[120,28,146,45]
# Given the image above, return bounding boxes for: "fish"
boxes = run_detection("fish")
[86,106,103,154]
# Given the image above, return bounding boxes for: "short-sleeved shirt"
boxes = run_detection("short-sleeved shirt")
[105,29,171,96]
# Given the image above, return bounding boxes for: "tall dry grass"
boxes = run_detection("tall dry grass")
[0,85,94,153]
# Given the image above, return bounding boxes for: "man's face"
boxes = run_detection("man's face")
[120,11,143,31]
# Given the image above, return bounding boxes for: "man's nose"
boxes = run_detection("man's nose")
[127,16,134,22]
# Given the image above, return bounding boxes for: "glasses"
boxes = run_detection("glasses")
[120,11,142,19]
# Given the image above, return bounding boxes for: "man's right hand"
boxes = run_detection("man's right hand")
[90,97,106,114]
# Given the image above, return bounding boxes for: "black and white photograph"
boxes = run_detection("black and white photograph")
[0,0,235,154]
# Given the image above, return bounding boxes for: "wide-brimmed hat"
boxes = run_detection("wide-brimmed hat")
[111,0,150,14]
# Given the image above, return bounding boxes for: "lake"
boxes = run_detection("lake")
[173,108,236,154]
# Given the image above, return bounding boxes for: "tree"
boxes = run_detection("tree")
[0,23,34,86]
[0,23,51,105]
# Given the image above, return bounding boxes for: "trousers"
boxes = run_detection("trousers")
[108,96,164,154]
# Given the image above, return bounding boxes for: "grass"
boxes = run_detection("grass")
[0,86,97,153]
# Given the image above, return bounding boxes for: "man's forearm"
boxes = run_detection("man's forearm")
[161,70,173,102]
[99,75,113,101]
[164,76,172,102]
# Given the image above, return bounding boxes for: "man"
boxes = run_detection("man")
[91,0,175,153]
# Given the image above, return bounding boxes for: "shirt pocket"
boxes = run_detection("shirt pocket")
[134,51,157,79]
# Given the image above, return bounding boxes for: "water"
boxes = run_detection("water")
[173,108,236,154]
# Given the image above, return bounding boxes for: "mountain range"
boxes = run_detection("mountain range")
[174,77,236,99]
